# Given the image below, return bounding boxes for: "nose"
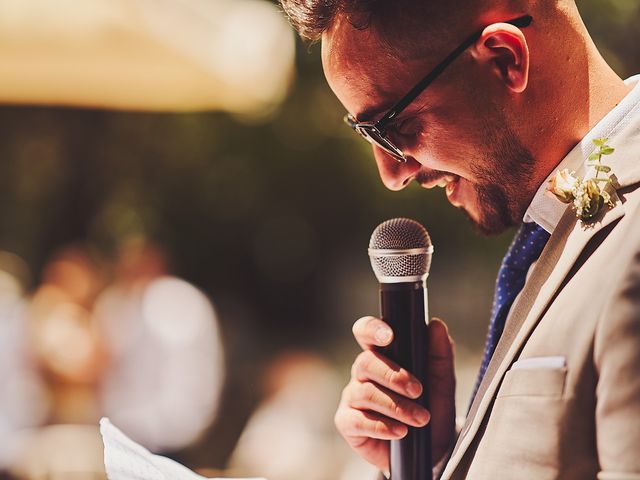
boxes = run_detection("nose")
[372,146,422,191]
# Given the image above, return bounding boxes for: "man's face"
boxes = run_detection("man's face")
[322,18,535,235]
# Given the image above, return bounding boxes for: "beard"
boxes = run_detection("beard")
[465,120,536,236]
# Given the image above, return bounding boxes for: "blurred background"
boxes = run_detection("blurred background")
[0,0,637,478]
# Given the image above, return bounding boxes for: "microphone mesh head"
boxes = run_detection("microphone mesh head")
[368,218,433,282]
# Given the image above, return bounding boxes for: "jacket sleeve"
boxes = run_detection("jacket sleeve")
[594,239,640,479]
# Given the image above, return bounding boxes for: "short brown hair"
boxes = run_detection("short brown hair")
[279,0,481,62]
[279,0,437,42]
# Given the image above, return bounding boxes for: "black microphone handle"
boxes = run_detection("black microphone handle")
[379,282,432,480]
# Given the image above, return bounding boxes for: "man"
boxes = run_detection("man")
[280,0,640,479]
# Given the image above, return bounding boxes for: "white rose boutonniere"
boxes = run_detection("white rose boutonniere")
[546,138,620,223]
[548,169,579,204]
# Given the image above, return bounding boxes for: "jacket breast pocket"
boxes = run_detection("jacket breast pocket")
[467,366,571,479]
[497,366,567,398]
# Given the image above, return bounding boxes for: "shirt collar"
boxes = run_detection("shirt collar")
[523,74,640,233]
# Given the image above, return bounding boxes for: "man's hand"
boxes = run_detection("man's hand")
[334,316,456,473]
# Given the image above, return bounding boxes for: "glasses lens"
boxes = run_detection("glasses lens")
[344,114,406,162]
[357,126,405,162]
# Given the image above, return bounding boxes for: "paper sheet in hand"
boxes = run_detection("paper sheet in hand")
[100,418,265,480]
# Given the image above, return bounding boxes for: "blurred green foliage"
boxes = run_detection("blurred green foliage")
[0,0,637,468]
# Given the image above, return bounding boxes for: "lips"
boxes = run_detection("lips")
[418,173,458,189]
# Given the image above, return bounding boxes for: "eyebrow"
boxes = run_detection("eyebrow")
[357,99,424,124]
[356,103,395,123]
[354,82,428,123]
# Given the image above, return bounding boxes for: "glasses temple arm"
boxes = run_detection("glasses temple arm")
[378,14,533,128]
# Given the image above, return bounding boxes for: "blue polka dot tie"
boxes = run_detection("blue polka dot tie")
[470,222,551,404]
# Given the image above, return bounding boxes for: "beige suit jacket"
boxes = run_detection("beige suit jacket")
[441,109,640,479]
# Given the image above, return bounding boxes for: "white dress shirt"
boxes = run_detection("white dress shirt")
[523,74,640,234]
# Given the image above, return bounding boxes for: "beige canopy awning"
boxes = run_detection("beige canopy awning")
[0,0,295,113]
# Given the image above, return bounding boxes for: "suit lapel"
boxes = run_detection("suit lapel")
[442,200,625,478]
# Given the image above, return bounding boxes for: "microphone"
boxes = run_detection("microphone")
[368,218,434,480]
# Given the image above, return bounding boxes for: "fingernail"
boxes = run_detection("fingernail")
[392,424,407,437]
[375,327,392,344]
[414,409,430,425]
[407,381,422,398]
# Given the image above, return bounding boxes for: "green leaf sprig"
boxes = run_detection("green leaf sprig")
[547,138,619,222]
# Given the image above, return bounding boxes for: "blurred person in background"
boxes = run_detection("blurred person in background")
[0,252,44,473]
[6,246,107,478]
[28,246,106,425]
[2,239,224,478]
[228,350,377,480]
[93,236,224,454]
[280,0,640,478]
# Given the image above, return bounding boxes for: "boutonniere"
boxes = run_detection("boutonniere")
[547,138,620,223]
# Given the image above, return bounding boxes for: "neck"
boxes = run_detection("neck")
[524,31,632,198]
[582,51,633,132]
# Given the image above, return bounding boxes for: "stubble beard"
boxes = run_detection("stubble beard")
[465,121,537,236]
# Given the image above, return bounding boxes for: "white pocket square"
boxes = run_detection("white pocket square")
[511,356,566,370]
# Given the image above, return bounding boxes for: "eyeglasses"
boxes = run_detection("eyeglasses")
[344,15,533,162]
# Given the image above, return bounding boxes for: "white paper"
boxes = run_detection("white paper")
[100,417,266,480]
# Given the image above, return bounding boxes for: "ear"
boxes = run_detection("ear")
[470,22,530,93]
